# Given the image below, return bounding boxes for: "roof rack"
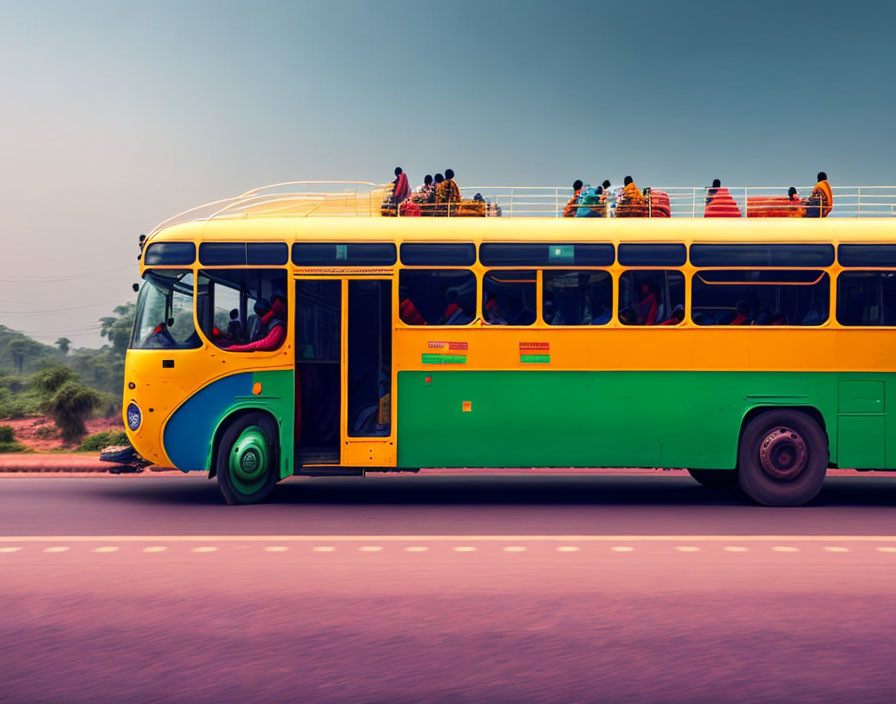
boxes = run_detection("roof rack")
[148,182,896,236]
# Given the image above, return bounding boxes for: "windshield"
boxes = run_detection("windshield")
[130,270,201,349]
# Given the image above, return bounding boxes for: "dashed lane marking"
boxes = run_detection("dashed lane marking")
[724,547,749,552]
[611,547,635,552]
[773,546,800,552]
[359,546,383,552]
[503,546,527,552]
[92,546,119,553]
[312,546,336,552]
[43,546,69,553]
[824,547,850,552]
[191,546,218,553]
[405,546,429,552]
[556,546,580,552]
[3,535,895,543]
[264,546,289,552]
[0,546,22,553]
[877,547,896,553]
[675,546,700,552]
[453,546,477,552]
[142,546,167,553]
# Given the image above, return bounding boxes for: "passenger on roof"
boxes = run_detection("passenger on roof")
[399,287,427,325]
[416,174,435,201]
[804,171,833,218]
[563,180,584,218]
[635,282,659,325]
[436,168,461,204]
[226,296,287,351]
[440,289,470,325]
[706,179,721,205]
[602,180,617,216]
[616,176,647,217]
[390,167,411,205]
[576,186,607,218]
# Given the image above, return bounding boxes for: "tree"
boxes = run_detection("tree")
[55,337,71,355]
[32,365,99,444]
[6,339,29,375]
[100,303,136,356]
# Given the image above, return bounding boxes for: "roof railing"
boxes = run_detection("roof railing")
[148,182,896,236]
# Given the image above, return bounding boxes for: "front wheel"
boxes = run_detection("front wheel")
[687,468,739,489]
[216,413,280,505]
[737,410,828,507]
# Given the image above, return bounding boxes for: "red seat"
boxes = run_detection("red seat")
[704,188,742,218]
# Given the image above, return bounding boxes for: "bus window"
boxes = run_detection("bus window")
[197,270,288,350]
[837,271,896,326]
[483,270,536,326]
[618,271,684,325]
[131,270,200,349]
[398,270,476,326]
[692,270,829,326]
[543,271,612,325]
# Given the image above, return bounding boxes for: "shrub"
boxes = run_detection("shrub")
[40,380,101,444]
[0,424,25,453]
[79,429,129,452]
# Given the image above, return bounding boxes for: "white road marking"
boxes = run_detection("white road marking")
[92,546,119,553]
[503,546,527,552]
[675,546,700,552]
[264,546,289,552]
[359,546,383,552]
[143,546,167,553]
[43,546,69,553]
[611,547,634,552]
[0,546,22,553]
[556,546,580,552]
[192,546,217,553]
[313,546,335,552]
[823,547,850,552]
[773,546,799,552]
[877,547,896,553]
[4,534,896,543]
[405,546,429,552]
[724,546,749,552]
[453,546,476,552]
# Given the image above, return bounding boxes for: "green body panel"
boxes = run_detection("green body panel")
[396,371,896,470]
[201,369,295,479]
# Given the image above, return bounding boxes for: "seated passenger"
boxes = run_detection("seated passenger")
[729,301,751,325]
[436,168,461,204]
[770,311,788,326]
[439,289,471,325]
[615,176,647,218]
[659,304,685,326]
[563,180,584,218]
[803,172,833,218]
[635,283,658,325]
[753,308,773,325]
[619,306,638,325]
[399,287,427,325]
[226,296,287,352]
[485,291,508,325]
[247,299,271,341]
[706,179,721,205]
[576,186,607,218]
[226,308,242,341]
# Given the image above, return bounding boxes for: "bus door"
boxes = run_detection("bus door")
[294,279,342,465]
[294,278,395,468]
[344,279,395,467]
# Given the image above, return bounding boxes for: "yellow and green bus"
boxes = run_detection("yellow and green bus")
[124,184,896,506]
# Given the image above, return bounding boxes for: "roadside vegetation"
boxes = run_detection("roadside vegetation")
[0,302,134,447]
[0,425,26,453]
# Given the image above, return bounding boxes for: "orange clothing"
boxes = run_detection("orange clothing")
[562,189,582,218]
[436,178,461,204]
[623,181,645,205]
[400,298,427,325]
[811,180,833,217]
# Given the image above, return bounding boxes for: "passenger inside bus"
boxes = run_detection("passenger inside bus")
[728,300,751,325]
[659,305,685,326]
[636,282,659,325]
[399,288,427,325]
[225,296,287,352]
[484,291,508,325]
[439,289,472,325]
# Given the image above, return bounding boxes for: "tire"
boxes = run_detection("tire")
[216,413,280,505]
[687,468,739,489]
[737,410,828,507]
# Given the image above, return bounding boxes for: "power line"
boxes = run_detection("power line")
[0,300,131,315]
[0,265,135,284]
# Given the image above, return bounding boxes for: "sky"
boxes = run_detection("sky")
[0,0,894,347]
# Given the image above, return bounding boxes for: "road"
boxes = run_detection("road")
[1,474,895,704]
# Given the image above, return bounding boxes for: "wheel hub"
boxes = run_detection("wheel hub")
[228,426,269,494]
[759,426,808,481]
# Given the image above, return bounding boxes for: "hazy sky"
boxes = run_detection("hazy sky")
[1,0,894,347]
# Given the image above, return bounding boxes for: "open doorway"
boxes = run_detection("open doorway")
[295,280,341,465]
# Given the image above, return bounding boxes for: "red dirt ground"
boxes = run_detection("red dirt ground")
[2,416,124,452]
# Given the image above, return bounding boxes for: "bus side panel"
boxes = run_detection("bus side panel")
[162,369,294,477]
[397,371,842,470]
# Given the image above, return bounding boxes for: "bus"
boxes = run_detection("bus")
[124,182,896,506]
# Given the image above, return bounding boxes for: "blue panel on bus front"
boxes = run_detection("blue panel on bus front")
[163,373,253,471]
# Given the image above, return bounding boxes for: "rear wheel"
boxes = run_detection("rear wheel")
[737,410,828,507]
[687,468,739,489]
[216,413,280,505]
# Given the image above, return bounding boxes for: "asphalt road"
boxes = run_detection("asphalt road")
[2,474,896,704]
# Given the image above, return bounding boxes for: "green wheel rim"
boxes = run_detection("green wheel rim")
[227,425,270,496]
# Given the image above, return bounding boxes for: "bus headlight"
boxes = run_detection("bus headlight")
[126,403,142,431]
